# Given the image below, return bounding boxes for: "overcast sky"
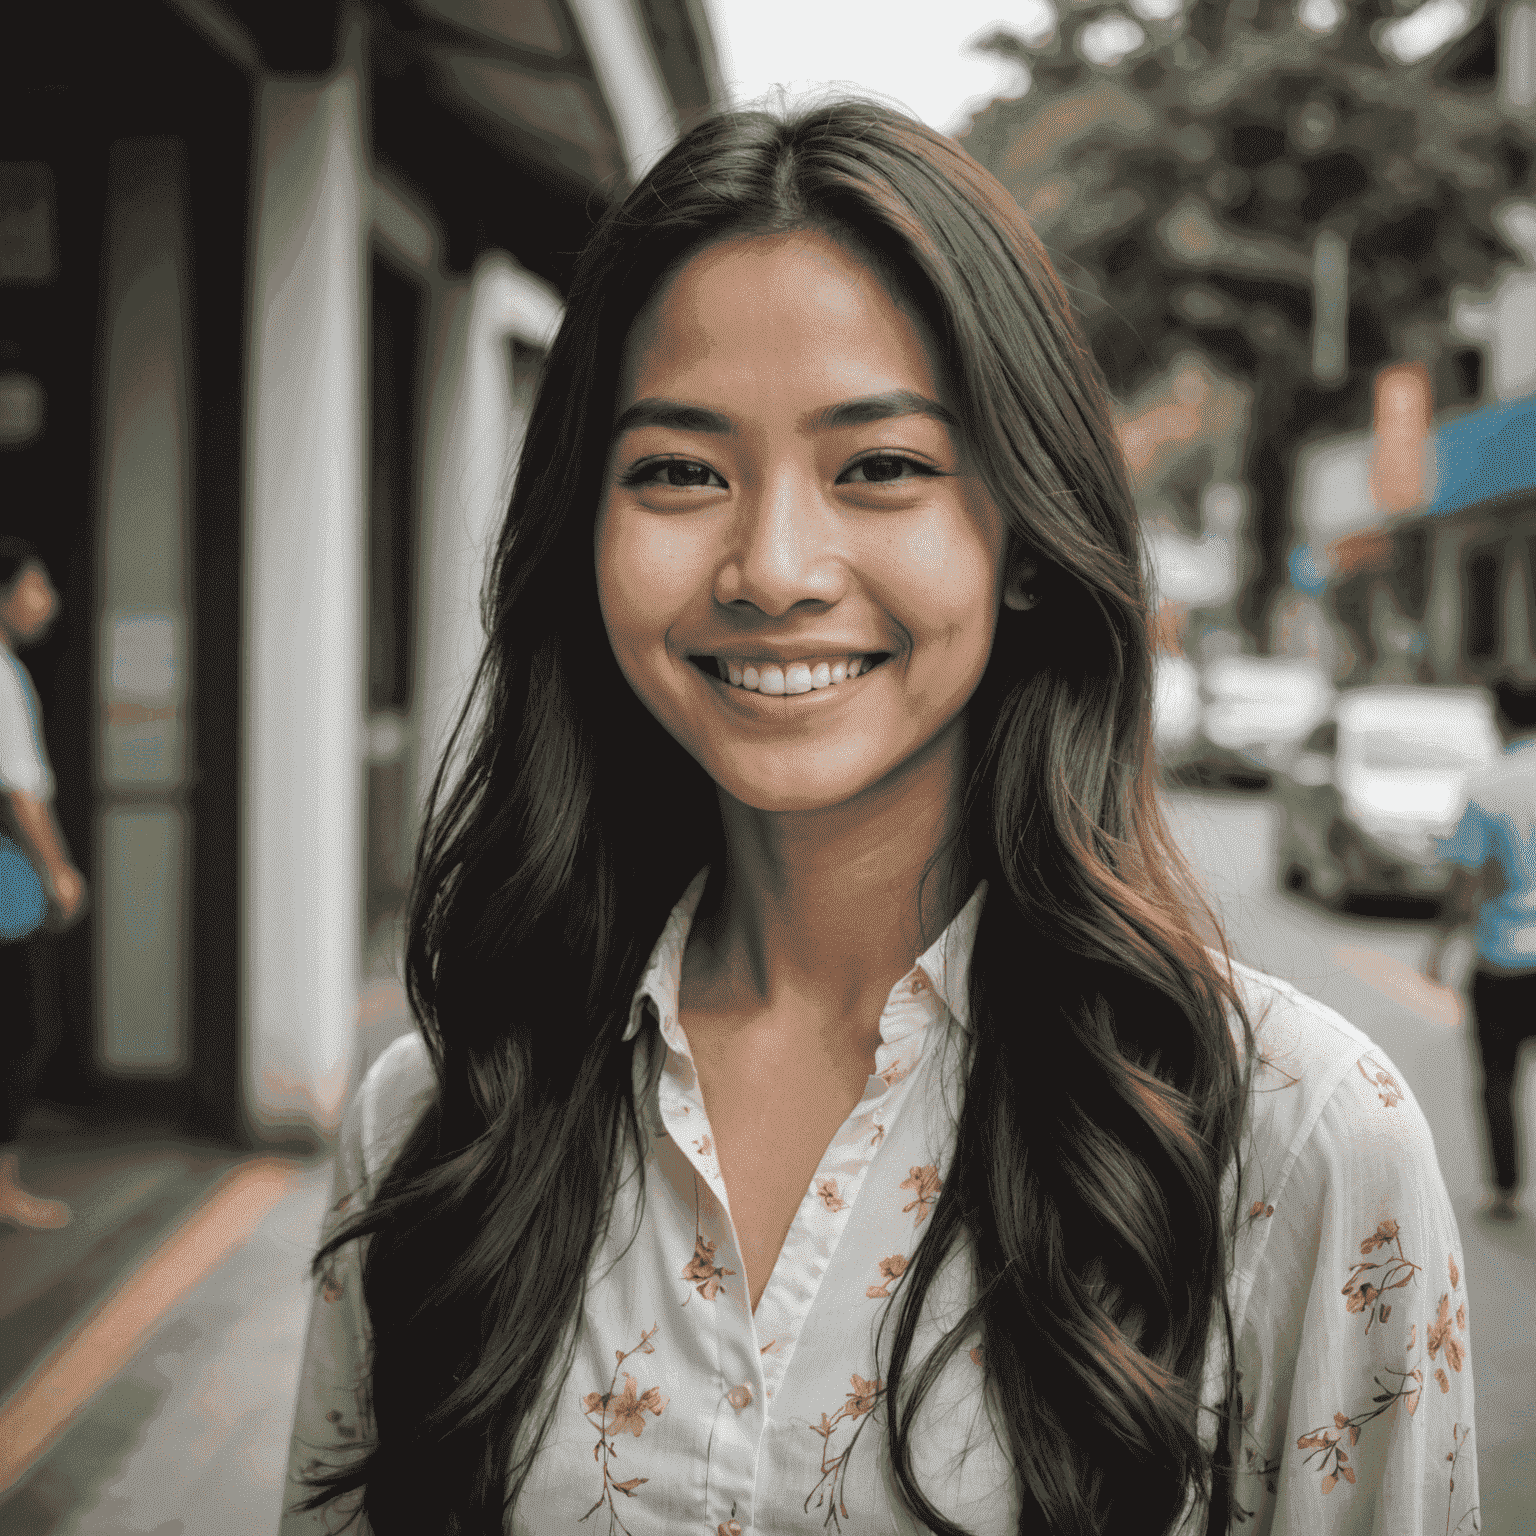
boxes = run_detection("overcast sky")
[702,1,1056,135]
[701,0,1478,132]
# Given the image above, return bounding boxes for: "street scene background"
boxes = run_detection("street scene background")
[1,0,1533,1530]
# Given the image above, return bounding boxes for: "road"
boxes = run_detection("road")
[2,789,1531,1534]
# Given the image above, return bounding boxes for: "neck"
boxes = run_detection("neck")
[684,722,968,1035]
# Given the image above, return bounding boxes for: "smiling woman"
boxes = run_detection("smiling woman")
[280,100,1477,1536]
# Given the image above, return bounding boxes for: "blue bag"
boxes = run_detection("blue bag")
[0,831,47,941]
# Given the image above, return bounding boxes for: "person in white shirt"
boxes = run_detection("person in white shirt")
[0,536,84,1230]
[283,101,1475,1536]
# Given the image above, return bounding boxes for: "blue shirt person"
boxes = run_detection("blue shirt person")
[1426,678,1536,1222]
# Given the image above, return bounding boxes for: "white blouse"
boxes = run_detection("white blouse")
[279,874,1478,1535]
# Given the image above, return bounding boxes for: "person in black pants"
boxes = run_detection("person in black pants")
[0,538,85,1229]
[1426,677,1536,1222]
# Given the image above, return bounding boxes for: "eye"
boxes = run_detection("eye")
[621,457,727,490]
[838,454,937,485]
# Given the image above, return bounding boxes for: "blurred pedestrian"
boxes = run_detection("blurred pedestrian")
[0,536,84,1230]
[1425,676,1536,1223]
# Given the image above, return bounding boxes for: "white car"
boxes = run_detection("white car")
[1164,655,1335,789]
[1275,685,1503,906]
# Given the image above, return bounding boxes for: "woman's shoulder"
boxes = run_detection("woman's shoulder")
[344,1030,437,1193]
[1214,954,1428,1161]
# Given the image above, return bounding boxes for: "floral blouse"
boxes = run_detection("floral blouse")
[279,874,1478,1535]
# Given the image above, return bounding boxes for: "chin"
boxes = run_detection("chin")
[704,752,893,817]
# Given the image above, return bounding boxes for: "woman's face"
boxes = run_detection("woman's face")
[594,229,1008,816]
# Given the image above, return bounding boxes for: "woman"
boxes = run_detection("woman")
[281,101,1475,1535]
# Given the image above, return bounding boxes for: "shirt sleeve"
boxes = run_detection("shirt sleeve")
[1232,1051,1478,1536]
[0,652,53,798]
[277,1088,375,1535]
[1437,800,1489,871]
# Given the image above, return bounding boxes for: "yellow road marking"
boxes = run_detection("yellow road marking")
[0,1157,300,1493]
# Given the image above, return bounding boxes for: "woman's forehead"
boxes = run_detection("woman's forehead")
[617,230,945,405]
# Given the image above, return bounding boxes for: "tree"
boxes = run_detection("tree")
[959,0,1535,641]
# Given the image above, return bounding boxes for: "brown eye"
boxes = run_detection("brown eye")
[622,457,726,490]
[840,455,933,485]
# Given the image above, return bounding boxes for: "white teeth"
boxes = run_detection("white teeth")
[713,656,876,694]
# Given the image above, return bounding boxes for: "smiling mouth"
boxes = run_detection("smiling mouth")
[689,654,891,696]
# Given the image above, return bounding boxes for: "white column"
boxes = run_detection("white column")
[413,253,561,822]
[243,64,368,1141]
[564,0,678,180]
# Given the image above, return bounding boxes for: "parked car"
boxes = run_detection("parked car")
[1274,685,1503,908]
[1163,654,1335,791]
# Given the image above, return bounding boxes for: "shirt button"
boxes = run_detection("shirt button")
[727,1383,753,1411]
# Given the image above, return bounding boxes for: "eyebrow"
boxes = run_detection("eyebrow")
[610,388,958,441]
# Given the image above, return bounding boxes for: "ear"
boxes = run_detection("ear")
[1002,556,1039,612]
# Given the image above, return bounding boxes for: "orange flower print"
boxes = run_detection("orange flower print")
[585,1374,667,1438]
[694,1133,713,1158]
[1445,1422,1479,1536]
[804,1375,886,1530]
[969,1345,983,1367]
[1296,1361,1424,1494]
[682,1232,736,1304]
[867,1253,908,1298]
[844,1374,880,1418]
[1427,1294,1467,1375]
[900,1164,941,1225]
[815,1178,847,1213]
[1449,1250,1459,1289]
[1341,1216,1419,1334]
[319,1256,344,1304]
[880,1057,913,1088]
[1356,1055,1404,1108]
[580,1326,665,1534]
[869,1122,885,1149]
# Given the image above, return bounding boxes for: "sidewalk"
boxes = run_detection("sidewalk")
[0,962,415,1533]
[0,1158,333,1534]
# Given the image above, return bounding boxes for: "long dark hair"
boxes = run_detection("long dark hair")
[294,98,1255,1536]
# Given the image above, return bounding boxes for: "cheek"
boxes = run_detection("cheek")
[594,508,695,666]
[884,520,1003,669]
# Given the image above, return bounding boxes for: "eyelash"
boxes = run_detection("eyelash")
[619,453,939,489]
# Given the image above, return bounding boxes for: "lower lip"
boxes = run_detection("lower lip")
[694,661,882,714]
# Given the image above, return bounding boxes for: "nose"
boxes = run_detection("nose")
[713,472,847,617]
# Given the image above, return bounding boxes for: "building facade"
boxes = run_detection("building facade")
[1,0,720,1148]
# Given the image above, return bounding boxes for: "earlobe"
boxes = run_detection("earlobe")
[1002,560,1039,612]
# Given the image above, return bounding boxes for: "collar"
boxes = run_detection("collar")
[621,871,987,1045]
